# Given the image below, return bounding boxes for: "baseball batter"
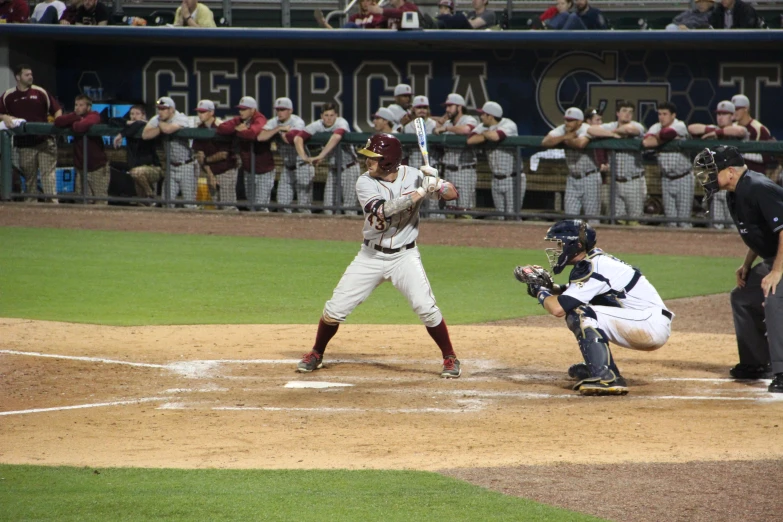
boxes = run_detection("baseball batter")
[515,219,673,395]
[258,97,313,213]
[297,133,463,378]
[434,93,478,216]
[542,107,601,223]
[289,103,361,215]
[467,100,524,219]
[643,102,694,228]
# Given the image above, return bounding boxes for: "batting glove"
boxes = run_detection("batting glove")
[420,165,439,177]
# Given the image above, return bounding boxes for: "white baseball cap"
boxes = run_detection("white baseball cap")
[196,99,215,113]
[373,107,396,122]
[715,100,735,114]
[394,84,413,96]
[731,94,749,109]
[478,101,503,119]
[275,97,293,110]
[412,95,430,108]
[443,93,465,107]
[236,96,258,110]
[564,107,584,121]
[156,96,175,109]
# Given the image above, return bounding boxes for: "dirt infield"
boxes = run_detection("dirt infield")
[1,204,782,522]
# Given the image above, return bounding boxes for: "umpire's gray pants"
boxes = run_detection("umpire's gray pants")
[565,173,601,223]
[661,174,694,228]
[245,169,276,210]
[730,259,783,373]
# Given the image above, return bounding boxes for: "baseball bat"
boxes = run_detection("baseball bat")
[413,117,431,169]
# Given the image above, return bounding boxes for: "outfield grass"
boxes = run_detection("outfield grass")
[0,465,606,522]
[0,227,738,325]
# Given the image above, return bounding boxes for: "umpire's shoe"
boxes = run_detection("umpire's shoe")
[574,372,628,396]
[297,351,324,373]
[567,363,590,381]
[769,373,783,393]
[441,356,461,378]
[730,363,772,380]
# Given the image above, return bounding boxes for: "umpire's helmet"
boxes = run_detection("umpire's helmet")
[693,145,744,208]
[544,219,597,275]
[358,133,402,172]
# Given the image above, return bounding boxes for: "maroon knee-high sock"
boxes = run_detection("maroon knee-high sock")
[313,318,339,355]
[426,319,456,358]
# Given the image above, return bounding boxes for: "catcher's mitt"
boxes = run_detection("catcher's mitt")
[514,265,554,298]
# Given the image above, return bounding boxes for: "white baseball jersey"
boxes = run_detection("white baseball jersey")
[441,114,478,166]
[600,120,646,178]
[386,103,409,124]
[549,123,597,176]
[356,165,437,249]
[472,117,519,175]
[263,114,305,167]
[646,119,691,176]
[303,117,357,169]
[403,117,439,167]
[148,110,191,163]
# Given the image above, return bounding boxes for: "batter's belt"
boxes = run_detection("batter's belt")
[363,239,416,254]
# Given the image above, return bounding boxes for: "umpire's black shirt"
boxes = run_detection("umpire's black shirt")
[727,169,783,259]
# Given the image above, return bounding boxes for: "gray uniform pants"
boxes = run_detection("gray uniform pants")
[565,173,601,223]
[245,169,276,211]
[491,174,526,219]
[324,164,361,215]
[661,174,694,228]
[167,162,198,208]
[730,259,783,373]
[710,191,734,230]
[277,163,315,213]
[612,176,646,219]
[444,165,477,210]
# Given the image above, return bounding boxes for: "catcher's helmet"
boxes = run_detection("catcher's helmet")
[544,219,597,275]
[693,145,744,209]
[358,133,402,172]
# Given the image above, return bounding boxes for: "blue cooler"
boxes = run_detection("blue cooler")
[56,167,76,193]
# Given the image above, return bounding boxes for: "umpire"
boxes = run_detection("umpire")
[694,145,783,392]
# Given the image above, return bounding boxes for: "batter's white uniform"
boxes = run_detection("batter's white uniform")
[600,120,647,220]
[472,117,524,218]
[302,117,361,214]
[404,117,440,215]
[264,114,314,213]
[560,249,673,350]
[323,165,445,327]
[547,123,601,221]
[645,120,693,228]
[441,114,478,210]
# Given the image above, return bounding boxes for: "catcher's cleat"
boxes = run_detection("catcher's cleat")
[441,356,461,378]
[297,351,324,373]
[769,374,783,393]
[574,375,628,396]
[729,363,772,380]
[567,363,590,381]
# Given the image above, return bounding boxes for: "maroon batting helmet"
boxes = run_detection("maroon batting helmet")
[358,133,402,172]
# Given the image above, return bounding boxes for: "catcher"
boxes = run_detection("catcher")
[514,219,673,396]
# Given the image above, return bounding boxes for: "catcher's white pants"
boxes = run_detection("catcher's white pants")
[323,244,443,328]
[585,305,672,351]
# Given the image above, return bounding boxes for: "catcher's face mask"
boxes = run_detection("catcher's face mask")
[693,148,720,209]
[545,221,589,275]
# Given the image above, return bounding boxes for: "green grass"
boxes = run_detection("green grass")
[0,465,606,522]
[0,227,738,325]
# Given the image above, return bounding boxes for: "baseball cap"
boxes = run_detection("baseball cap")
[236,96,258,110]
[438,0,455,9]
[156,96,175,109]
[196,99,215,113]
[564,107,584,121]
[443,93,466,107]
[373,107,396,122]
[412,95,430,108]
[715,100,735,114]
[478,101,503,119]
[712,145,745,170]
[393,84,413,96]
[275,97,293,110]
[731,94,750,109]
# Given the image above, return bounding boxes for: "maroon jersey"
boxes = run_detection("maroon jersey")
[193,120,236,175]
[216,111,274,174]
[743,118,774,172]
[54,111,107,171]
[383,0,418,29]
[349,11,384,28]
[0,85,62,147]
[0,0,30,23]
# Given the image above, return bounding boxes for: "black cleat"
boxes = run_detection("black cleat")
[730,363,772,380]
[768,374,783,393]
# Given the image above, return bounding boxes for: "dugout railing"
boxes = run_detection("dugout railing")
[1,123,781,227]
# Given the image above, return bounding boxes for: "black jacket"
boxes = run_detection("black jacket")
[120,120,160,169]
[710,0,759,29]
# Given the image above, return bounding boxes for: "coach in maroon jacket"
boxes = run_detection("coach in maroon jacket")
[54,95,109,204]
[217,96,274,211]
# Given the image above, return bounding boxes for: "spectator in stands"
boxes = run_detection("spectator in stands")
[315,0,383,29]
[666,0,714,30]
[193,100,238,210]
[386,84,413,126]
[710,0,759,29]
[31,0,66,23]
[54,95,109,204]
[113,104,162,205]
[67,0,107,25]
[366,0,418,30]
[174,0,216,27]
[438,0,453,16]
[58,0,80,24]
[731,94,775,174]
[436,0,496,29]
[0,0,29,22]
[217,96,274,211]
[562,0,607,30]
[372,107,398,134]
[541,0,573,30]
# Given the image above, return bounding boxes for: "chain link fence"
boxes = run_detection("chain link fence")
[2,123,781,226]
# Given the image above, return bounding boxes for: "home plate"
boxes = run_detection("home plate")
[285,381,354,389]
